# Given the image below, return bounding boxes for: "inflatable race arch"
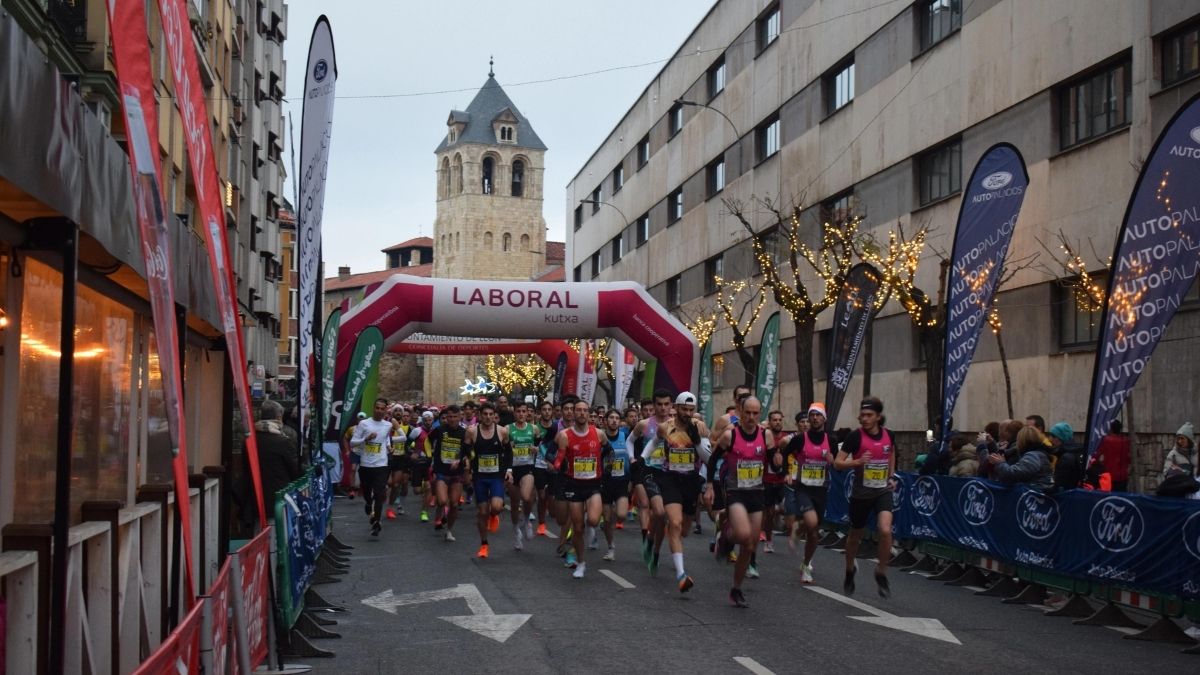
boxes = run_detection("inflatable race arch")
[390,334,580,396]
[334,275,698,400]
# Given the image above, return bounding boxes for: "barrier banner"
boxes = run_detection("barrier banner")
[298,16,338,450]
[105,0,197,599]
[276,470,319,628]
[156,0,265,527]
[941,144,1029,444]
[318,308,341,463]
[698,341,713,426]
[824,474,1200,600]
[133,600,202,674]
[755,312,780,412]
[205,562,233,674]
[338,326,383,434]
[1086,93,1200,457]
[824,264,883,429]
[233,528,272,668]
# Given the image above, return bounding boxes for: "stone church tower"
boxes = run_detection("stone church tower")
[424,65,548,403]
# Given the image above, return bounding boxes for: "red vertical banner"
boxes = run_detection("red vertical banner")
[235,528,272,668]
[133,601,203,675]
[104,0,197,604]
[154,0,266,527]
[207,563,234,674]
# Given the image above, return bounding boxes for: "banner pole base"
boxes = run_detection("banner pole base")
[1001,583,1047,605]
[902,554,939,573]
[928,562,966,582]
[975,576,1024,598]
[1123,617,1196,644]
[1073,602,1144,628]
[1045,594,1095,618]
[304,587,348,612]
[296,613,342,639]
[945,566,991,587]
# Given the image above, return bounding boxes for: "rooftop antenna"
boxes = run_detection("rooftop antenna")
[489,55,494,78]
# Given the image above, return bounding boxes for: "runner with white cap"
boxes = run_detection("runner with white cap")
[783,402,834,583]
[654,390,710,593]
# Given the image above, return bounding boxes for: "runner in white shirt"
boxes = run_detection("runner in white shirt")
[350,398,394,536]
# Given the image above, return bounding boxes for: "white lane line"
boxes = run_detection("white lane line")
[733,656,777,675]
[599,569,636,589]
[804,585,887,617]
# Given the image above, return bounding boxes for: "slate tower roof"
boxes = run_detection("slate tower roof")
[435,75,547,153]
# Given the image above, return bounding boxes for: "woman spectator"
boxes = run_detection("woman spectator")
[1162,422,1197,480]
[948,436,980,477]
[988,426,1053,491]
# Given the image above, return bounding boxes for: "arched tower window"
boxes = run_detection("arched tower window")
[520,234,530,251]
[484,231,493,250]
[454,153,463,194]
[482,156,494,195]
[503,233,511,252]
[511,159,525,197]
[440,156,450,198]
[455,232,460,250]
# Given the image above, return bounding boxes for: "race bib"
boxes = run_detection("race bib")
[668,448,695,473]
[863,462,889,489]
[801,462,826,487]
[646,444,666,468]
[441,448,459,464]
[610,457,626,478]
[479,455,500,473]
[390,437,405,455]
[512,444,534,466]
[365,442,382,455]
[534,453,548,469]
[573,456,598,480]
[736,461,763,489]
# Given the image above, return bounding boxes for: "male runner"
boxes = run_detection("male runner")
[554,400,612,579]
[349,399,393,536]
[707,396,773,607]
[784,403,833,583]
[762,410,789,554]
[630,391,671,573]
[507,401,539,549]
[408,411,436,522]
[708,387,751,561]
[833,396,896,598]
[532,400,559,536]
[654,391,708,592]
[465,402,512,558]
[387,406,412,519]
[430,405,468,542]
[601,409,631,561]
[496,395,516,426]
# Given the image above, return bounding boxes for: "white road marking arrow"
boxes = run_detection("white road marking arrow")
[805,586,961,644]
[362,583,531,643]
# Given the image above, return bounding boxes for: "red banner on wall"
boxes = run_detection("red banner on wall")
[155,0,266,527]
[235,528,272,669]
[104,0,197,604]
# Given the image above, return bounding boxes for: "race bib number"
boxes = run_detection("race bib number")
[512,444,534,466]
[801,462,826,487]
[573,457,598,480]
[736,462,763,489]
[863,462,889,489]
[646,444,666,468]
[365,442,382,455]
[668,448,695,473]
[610,457,626,478]
[441,448,459,464]
[390,437,405,455]
[479,455,500,473]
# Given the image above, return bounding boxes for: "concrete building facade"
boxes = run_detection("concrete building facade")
[567,0,1200,438]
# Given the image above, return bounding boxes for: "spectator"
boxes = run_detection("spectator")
[1162,422,1197,480]
[919,415,955,475]
[1094,420,1131,492]
[988,426,1054,491]
[996,419,1025,462]
[975,422,1001,479]
[1047,422,1085,490]
[948,436,980,477]
[255,400,302,516]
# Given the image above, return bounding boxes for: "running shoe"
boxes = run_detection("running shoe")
[615,521,625,530]
[587,528,599,550]
[758,531,767,542]
[396,505,406,516]
[844,564,857,595]
[434,515,444,531]
[420,510,430,522]
[514,527,524,551]
[371,521,381,537]
[763,541,775,554]
[747,564,759,579]
[386,509,397,520]
[572,562,587,579]
[603,546,616,561]
[693,522,702,535]
[677,574,694,593]
[801,563,814,584]
[565,551,578,569]
[536,523,548,536]
[488,514,500,533]
[641,537,653,567]
[649,551,660,576]
[444,530,456,543]
[729,587,749,608]
[875,573,891,599]
[525,521,535,540]
[528,513,537,522]
[364,501,373,516]
[477,543,490,558]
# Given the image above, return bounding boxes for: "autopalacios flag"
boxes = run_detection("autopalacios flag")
[1085,93,1200,456]
[613,343,637,410]
[756,312,781,413]
[940,143,1029,444]
[318,308,340,464]
[698,341,713,426]
[298,17,338,449]
[340,326,383,434]
[825,263,884,429]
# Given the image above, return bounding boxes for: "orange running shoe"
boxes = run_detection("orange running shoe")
[386,509,397,520]
[615,521,625,530]
[488,514,501,533]
[477,543,490,558]
[537,523,548,536]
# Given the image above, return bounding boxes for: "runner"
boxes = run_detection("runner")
[386,406,412,519]
[601,409,631,561]
[761,411,789,562]
[833,396,897,598]
[532,400,559,536]
[464,402,512,559]
[430,405,468,542]
[707,396,773,607]
[708,387,751,562]
[630,390,671,574]
[654,391,709,593]
[342,412,367,498]
[627,398,655,536]
[548,396,579,563]
[783,403,833,583]
[507,401,539,550]
[553,399,612,579]
[408,411,436,522]
[349,399,394,537]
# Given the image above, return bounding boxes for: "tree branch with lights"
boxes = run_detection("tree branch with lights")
[485,354,551,400]
[712,276,766,386]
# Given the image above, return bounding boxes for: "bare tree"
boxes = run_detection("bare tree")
[712,276,766,387]
[983,251,1048,419]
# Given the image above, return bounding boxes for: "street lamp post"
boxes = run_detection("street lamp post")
[676,98,742,173]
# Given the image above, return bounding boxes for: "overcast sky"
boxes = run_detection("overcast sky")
[281,0,714,277]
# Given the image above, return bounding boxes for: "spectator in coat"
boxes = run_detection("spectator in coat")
[988,426,1054,492]
[1094,419,1131,492]
[255,399,302,515]
[948,436,980,477]
[1163,422,1197,480]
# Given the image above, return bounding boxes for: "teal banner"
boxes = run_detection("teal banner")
[317,308,340,461]
[640,360,657,399]
[698,341,713,426]
[755,312,780,413]
[339,326,383,433]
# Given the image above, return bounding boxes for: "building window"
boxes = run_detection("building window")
[591,185,602,213]
[591,251,600,279]
[484,231,494,250]
[574,265,583,282]
[503,233,512,252]
[757,3,781,53]
[448,128,457,144]
[482,156,495,195]
[288,336,298,366]
[917,139,962,205]
[637,135,650,169]
[707,157,726,197]
[611,233,624,263]
[705,254,724,295]
[636,213,650,247]
[574,205,583,231]
[756,115,781,162]
[512,159,525,197]
[708,57,726,99]
[920,0,961,51]
[454,153,463,194]
[823,191,854,224]
[669,103,684,136]
[1162,21,1200,86]
[521,233,530,250]
[1059,57,1131,149]
[612,163,624,193]
[668,188,684,224]
[499,126,515,142]
[289,288,298,319]
[826,59,855,114]
[667,275,682,309]
[289,244,297,272]
[1058,276,1105,348]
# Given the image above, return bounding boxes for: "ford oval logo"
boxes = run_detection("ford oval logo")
[1184,512,1200,562]
[982,171,1012,190]
[1016,491,1060,540]
[1190,126,1200,145]
[959,480,994,526]
[910,476,941,516]
[313,59,329,83]
[1088,496,1144,553]
[892,478,905,514]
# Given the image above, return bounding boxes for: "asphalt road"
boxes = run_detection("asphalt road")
[293,497,1198,674]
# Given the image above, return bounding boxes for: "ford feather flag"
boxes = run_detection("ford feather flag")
[1085,93,1200,456]
[940,143,1029,443]
[824,263,884,430]
[298,17,337,446]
